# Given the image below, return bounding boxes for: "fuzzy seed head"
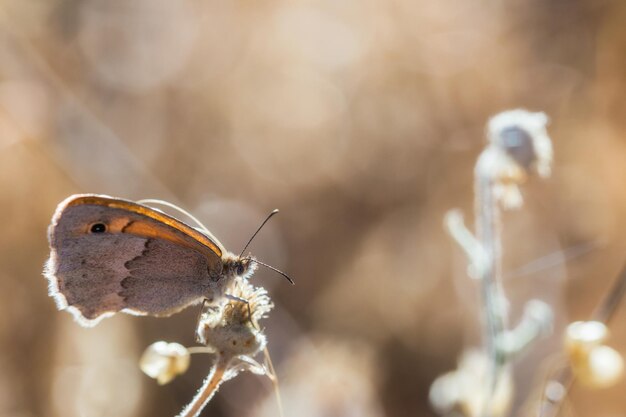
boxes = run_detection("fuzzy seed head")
[197,278,273,358]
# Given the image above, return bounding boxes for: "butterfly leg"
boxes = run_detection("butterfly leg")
[225,293,257,329]
[194,298,212,344]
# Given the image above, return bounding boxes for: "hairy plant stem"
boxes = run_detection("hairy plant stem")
[178,355,231,417]
[476,153,509,417]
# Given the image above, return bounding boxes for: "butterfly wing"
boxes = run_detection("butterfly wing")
[45,194,225,326]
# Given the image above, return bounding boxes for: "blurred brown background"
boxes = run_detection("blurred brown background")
[1,0,626,416]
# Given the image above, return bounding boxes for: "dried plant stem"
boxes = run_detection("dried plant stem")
[592,262,626,323]
[263,346,285,417]
[178,355,231,417]
[475,159,508,417]
[187,346,217,355]
[538,262,626,417]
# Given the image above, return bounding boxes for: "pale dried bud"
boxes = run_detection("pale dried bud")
[429,350,513,417]
[575,345,624,389]
[140,341,190,385]
[565,321,608,354]
[497,300,553,359]
[564,321,624,389]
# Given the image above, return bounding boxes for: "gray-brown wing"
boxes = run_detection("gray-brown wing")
[45,200,221,326]
[120,238,213,316]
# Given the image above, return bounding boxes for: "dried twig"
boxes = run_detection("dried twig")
[537,262,626,417]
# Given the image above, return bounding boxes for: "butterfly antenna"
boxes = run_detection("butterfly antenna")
[249,259,295,285]
[239,209,280,257]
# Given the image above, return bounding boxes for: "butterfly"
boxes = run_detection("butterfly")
[44,194,292,326]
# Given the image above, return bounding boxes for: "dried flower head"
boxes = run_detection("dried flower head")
[139,341,190,385]
[487,109,552,178]
[196,277,273,358]
[478,109,553,209]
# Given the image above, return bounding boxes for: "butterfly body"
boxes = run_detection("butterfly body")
[45,194,255,326]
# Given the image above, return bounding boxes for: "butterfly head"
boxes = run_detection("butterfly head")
[220,209,294,285]
[223,255,257,280]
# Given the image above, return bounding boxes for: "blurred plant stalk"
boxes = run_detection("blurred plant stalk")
[432,110,554,417]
